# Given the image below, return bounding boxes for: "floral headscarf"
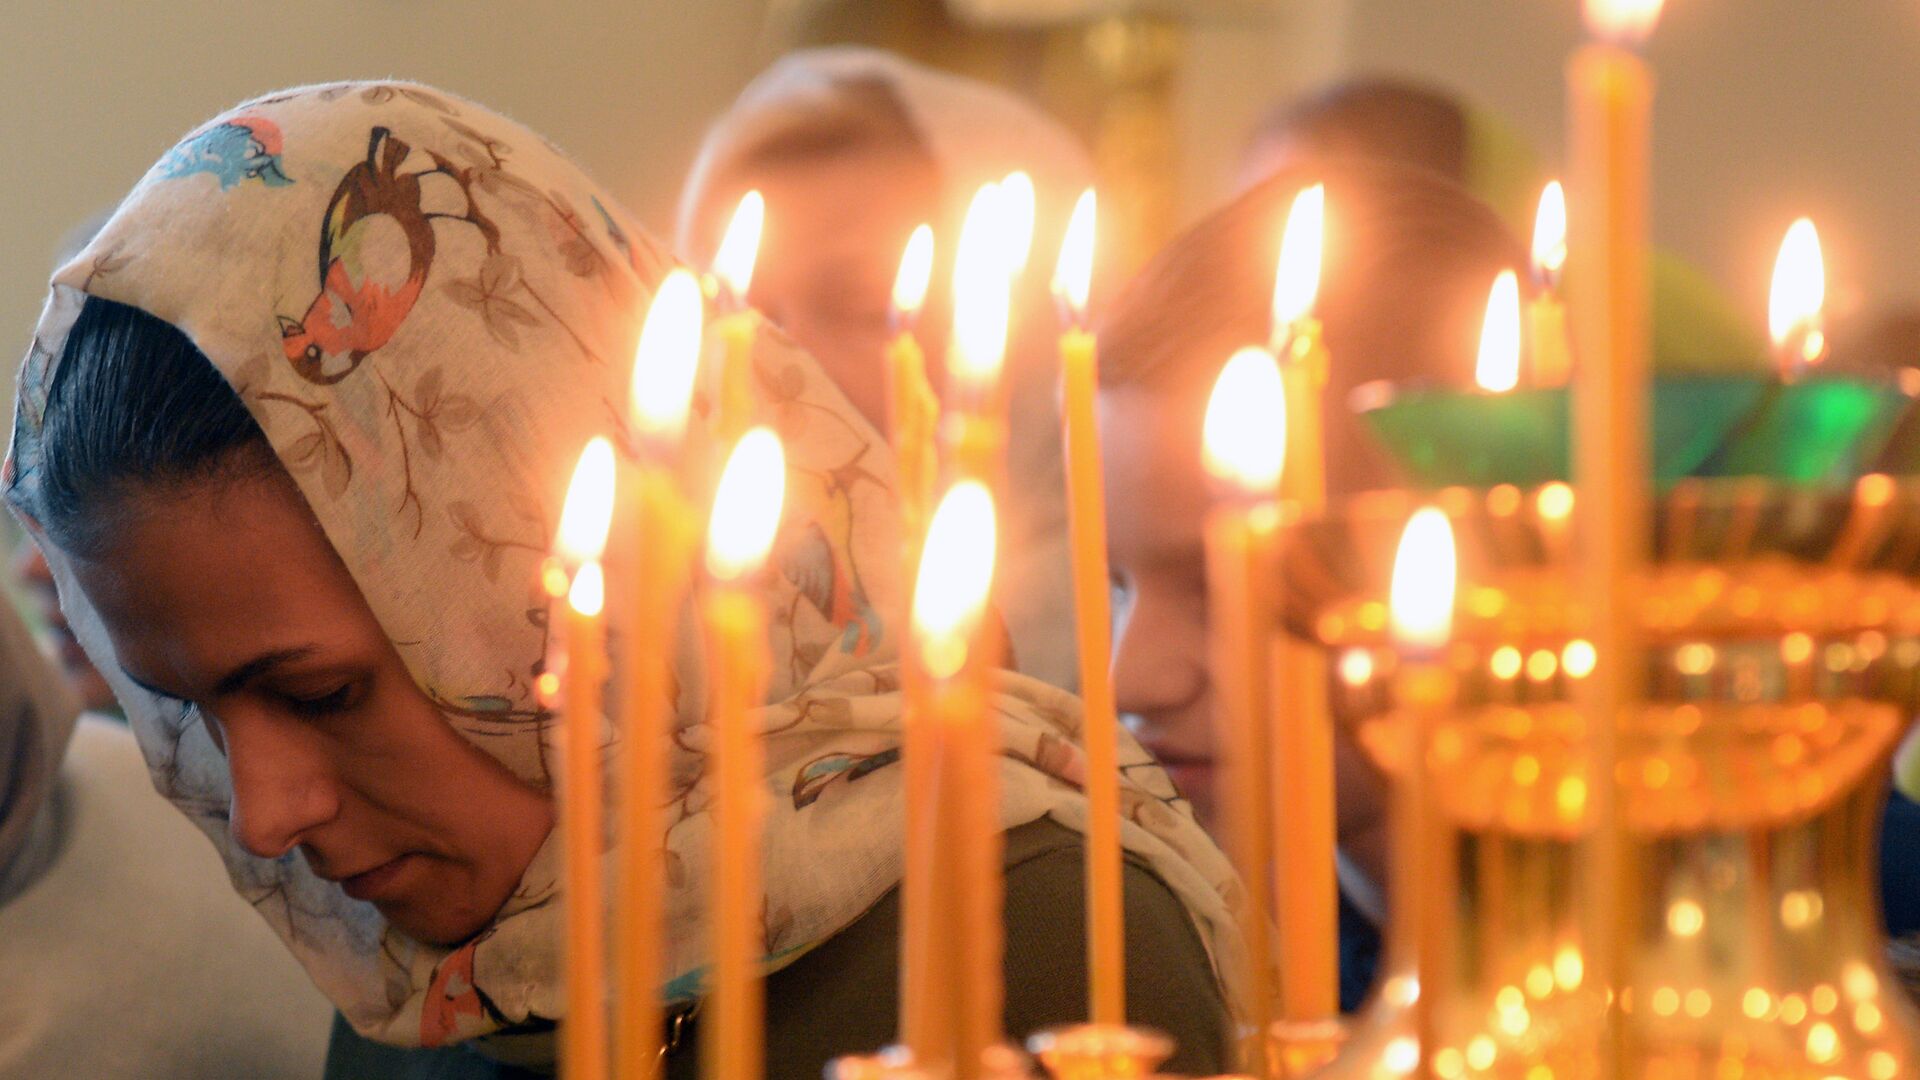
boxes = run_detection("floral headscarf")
[6,82,1248,1055]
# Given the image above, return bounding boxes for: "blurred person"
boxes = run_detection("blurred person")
[1241,76,1765,374]
[1096,160,1530,1008]
[678,46,1089,694]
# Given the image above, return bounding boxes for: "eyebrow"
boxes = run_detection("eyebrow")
[122,645,321,701]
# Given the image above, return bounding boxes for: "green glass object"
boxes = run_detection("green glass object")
[1361,374,1910,488]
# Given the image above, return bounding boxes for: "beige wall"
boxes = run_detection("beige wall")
[1344,0,1920,331]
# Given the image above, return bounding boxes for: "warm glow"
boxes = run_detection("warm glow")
[911,481,998,680]
[1476,270,1523,392]
[1584,0,1665,43]
[712,190,765,302]
[999,170,1037,273]
[630,269,704,442]
[568,560,605,617]
[1272,183,1326,331]
[1533,181,1567,285]
[892,224,935,320]
[1201,346,1287,496]
[949,182,1013,393]
[1052,188,1097,322]
[1389,507,1457,651]
[1769,217,1827,366]
[706,427,786,581]
[555,438,616,564]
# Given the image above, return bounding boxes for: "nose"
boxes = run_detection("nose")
[1111,592,1207,726]
[218,708,341,860]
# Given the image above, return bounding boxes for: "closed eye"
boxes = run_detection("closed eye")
[281,682,360,719]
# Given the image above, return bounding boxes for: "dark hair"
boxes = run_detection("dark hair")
[1245,78,1469,187]
[1097,159,1526,494]
[30,295,272,555]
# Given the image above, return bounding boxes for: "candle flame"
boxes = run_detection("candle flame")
[555,437,616,564]
[1532,181,1568,285]
[892,224,935,320]
[568,560,606,617]
[911,480,998,680]
[1272,183,1326,332]
[1052,188,1097,323]
[1202,346,1287,496]
[712,190,765,302]
[1476,270,1523,393]
[1584,0,1665,43]
[1770,217,1827,366]
[706,427,786,581]
[1389,507,1457,650]
[630,269,704,442]
[1000,170,1037,273]
[950,182,1013,394]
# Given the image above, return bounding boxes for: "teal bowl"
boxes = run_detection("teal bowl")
[1358,374,1912,489]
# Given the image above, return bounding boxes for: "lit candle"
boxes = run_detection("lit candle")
[1769,217,1828,380]
[889,224,940,543]
[1476,270,1524,394]
[946,183,1014,484]
[890,221,946,1062]
[1269,181,1341,1028]
[1529,181,1574,385]
[1202,346,1287,1076]
[1051,188,1127,1025]
[1387,507,1460,1073]
[555,438,618,1080]
[999,170,1037,278]
[1568,0,1664,1055]
[613,268,704,1080]
[913,482,1002,1079]
[711,190,765,440]
[701,428,787,1080]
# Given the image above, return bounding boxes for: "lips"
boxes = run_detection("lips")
[339,854,416,902]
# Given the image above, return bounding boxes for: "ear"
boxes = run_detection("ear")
[277,315,302,337]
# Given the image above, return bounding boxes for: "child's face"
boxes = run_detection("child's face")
[1102,380,1392,891]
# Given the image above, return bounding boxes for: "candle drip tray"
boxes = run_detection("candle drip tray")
[1276,479,1920,1078]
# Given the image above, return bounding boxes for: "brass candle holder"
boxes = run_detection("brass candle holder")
[1279,477,1920,1078]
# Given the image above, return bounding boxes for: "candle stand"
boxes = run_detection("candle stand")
[1276,479,1920,1078]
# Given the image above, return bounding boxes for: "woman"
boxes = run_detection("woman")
[677,47,1087,693]
[10,83,1245,1076]
[1095,159,1528,1008]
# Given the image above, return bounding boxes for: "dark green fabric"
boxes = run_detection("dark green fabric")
[324,818,1230,1079]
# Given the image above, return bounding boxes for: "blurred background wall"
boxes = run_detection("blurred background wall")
[3,0,1915,391]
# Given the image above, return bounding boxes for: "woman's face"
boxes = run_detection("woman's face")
[64,468,553,946]
[1101,381,1392,896]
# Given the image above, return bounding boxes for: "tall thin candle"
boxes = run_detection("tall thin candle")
[890,222,946,1060]
[711,191,765,440]
[1270,183,1340,1028]
[914,482,1002,1080]
[701,428,786,1080]
[1529,181,1574,385]
[555,439,618,1080]
[1052,188,1127,1025]
[1202,347,1287,1077]
[1387,507,1459,1074]
[613,269,704,1080]
[1569,0,1664,1065]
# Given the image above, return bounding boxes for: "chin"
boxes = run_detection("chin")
[383,901,494,947]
